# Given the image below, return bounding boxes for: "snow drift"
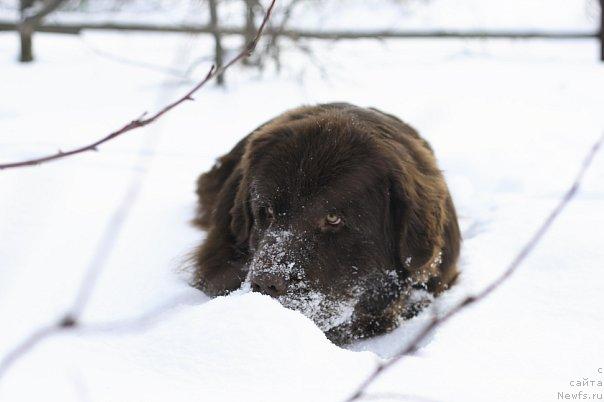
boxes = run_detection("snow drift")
[1,293,377,402]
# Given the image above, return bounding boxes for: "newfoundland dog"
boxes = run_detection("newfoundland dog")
[191,103,460,345]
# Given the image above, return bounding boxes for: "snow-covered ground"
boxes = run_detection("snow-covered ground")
[1,7,604,401]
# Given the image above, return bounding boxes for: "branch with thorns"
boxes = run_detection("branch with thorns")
[344,133,604,402]
[0,0,276,170]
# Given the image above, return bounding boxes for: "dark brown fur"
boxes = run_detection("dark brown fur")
[191,103,460,344]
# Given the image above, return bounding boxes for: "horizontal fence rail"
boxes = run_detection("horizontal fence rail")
[0,21,599,40]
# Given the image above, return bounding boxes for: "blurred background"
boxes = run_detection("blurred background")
[1,0,603,68]
[1,1,603,402]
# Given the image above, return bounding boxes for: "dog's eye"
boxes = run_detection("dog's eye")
[325,213,342,226]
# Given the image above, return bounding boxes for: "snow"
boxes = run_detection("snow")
[1,293,377,402]
[1,3,604,401]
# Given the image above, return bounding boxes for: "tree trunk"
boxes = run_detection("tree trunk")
[19,24,33,62]
[208,0,224,85]
[19,0,35,62]
[18,0,66,62]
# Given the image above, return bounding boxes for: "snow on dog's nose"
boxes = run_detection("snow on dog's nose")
[245,228,358,333]
[247,228,304,297]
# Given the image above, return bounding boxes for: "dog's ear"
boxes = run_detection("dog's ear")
[194,137,248,229]
[193,134,253,246]
[389,156,448,286]
[191,142,252,295]
[198,160,252,246]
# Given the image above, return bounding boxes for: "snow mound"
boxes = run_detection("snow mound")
[2,293,377,402]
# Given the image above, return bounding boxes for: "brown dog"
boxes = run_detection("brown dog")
[191,103,460,344]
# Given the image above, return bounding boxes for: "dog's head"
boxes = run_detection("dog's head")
[224,106,452,340]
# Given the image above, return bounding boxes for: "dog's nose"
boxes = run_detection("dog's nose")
[250,274,287,297]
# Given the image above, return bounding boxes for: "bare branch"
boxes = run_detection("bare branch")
[0,325,61,377]
[0,0,277,170]
[20,0,65,26]
[344,133,604,402]
[0,294,192,380]
[265,0,303,70]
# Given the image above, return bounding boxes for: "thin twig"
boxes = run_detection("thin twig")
[344,133,604,402]
[265,0,302,70]
[0,325,63,377]
[0,0,276,170]
[0,294,192,377]
[0,0,277,382]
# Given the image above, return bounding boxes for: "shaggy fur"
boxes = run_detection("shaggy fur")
[191,103,460,345]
